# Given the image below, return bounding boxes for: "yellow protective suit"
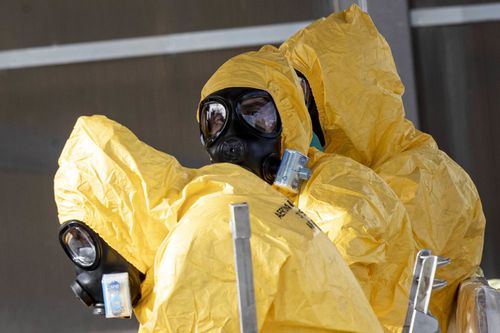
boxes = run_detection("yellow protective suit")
[200,47,416,331]
[280,5,486,330]
[54,115,383,333]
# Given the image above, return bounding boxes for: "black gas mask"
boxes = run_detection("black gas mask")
[58,220,144,318]
[199,88,282,183]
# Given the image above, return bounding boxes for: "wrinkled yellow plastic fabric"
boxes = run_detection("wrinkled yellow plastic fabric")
[280,5,426,168]
[200,47,416,331]
[375,148,485,330]
[54,115,190,274]
[281,5,486,331]
[300,149,415,332]
[54,115,383,333]
[140,170,384,333]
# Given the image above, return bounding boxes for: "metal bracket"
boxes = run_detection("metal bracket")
[230,203,258,333]
[403,249,451,333]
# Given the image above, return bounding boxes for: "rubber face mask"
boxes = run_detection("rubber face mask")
[58,220,144,317]
[199,88,282,183]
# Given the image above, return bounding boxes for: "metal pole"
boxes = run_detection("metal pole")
[403,249,450,333]
[357,0,368,12]
[332,0,368,13]
[230,203,258,333]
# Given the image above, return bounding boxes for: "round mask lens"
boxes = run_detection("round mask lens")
[62,226,97,267]
[200,102,227,140]
[237,94,278,134]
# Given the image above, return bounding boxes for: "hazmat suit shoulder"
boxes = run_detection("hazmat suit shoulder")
[281,5,485,330]
[55,115,383,333]
[139,166,384,332]
[201,46,416,331]
[300,149,416,332]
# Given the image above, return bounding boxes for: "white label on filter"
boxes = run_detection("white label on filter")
[101,272,133,319]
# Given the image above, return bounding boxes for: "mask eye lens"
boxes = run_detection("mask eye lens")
[62,226,97,268]
[237,94,278,134]
[200,102,227,141]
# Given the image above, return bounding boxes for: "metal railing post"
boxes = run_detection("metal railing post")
[403,249,450,333]
[230,203,258,333]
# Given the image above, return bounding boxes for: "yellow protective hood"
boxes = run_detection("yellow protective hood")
[200,45,312,156]
[280,5,429,166]
[54,115,192,274]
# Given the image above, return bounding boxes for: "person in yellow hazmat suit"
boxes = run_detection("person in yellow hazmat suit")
[279,5,486,331]
[54,115,384,332]
[197,46,416,332]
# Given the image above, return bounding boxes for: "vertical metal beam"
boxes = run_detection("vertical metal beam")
[357,0,368,12]
[331,0,368,12]
[230,203,258,333]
